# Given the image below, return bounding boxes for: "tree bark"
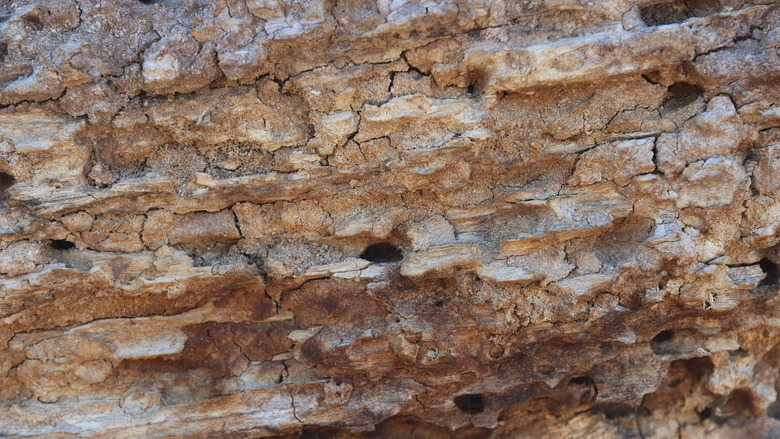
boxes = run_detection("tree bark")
[1,0,779,437]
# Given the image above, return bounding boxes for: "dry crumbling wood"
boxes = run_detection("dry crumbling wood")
[0,0,779,437]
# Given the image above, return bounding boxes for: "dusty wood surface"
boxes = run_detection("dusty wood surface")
[0,0,779,437]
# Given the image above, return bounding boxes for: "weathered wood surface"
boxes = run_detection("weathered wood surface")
[0,0,779,437]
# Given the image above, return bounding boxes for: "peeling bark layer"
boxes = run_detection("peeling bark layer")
[1,0,780,437]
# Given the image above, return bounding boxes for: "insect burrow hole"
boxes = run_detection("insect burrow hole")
[0,172,16,207]
[359,242,403,263]
[50,239,76,250]
[454,393,485,415]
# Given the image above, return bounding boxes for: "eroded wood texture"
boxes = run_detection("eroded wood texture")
[0,0,779,437]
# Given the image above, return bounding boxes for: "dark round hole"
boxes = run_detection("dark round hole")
[677,356,714,381]
[638,0,723,27]
[651,329,674,343]
[759,258,779,287]
[0,172,15,205]
[569,376,594,387]
[698,406,713,421]
[138,0,159,4]
[640,1,690,26]
[662,82,704,112]
[51,239,75,250]
[454,394,484,415]
[359,242,403,263]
